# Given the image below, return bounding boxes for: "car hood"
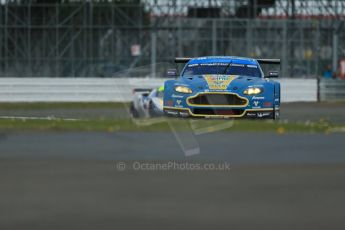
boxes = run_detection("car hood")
[180,75,265,92]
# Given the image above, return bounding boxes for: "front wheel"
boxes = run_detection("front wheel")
[273,86,280,120]
[272,109,280,120]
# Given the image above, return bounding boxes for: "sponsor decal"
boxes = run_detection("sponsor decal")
[188,64,198,67]
[204,75,238,90]
[179,111,189,117]
[200,63,228,66]
[246,112,257,117]
[229,63,244,67]
[247,65,258,68]
[253,101,259,107]
[257,112,271,118]
[172,94,184,98]
[188,63,229,67]
[166,110,178,115]
[252,96,265,100]
[174,99,184,108]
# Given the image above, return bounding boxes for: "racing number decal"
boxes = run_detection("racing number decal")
[204,75,238,90]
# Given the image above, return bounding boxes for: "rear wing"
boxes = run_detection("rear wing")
[175,57,193,63]
[132,88,152,95]
[174,57,280,65]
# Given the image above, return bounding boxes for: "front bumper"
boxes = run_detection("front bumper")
[164,106,275,119]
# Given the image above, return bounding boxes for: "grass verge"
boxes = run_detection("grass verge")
[0,102,340,133]
[0,117,334,134]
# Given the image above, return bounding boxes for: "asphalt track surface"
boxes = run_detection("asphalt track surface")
[1,161,344,230]
[1,102,345,230]
[1,132,345,164]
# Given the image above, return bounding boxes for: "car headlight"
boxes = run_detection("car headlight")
[243,87,263,95]
[175,86,192,94]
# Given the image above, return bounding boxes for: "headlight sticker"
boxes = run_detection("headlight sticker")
[175,86,192,94]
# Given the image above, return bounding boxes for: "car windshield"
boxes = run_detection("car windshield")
[183,63,262,78]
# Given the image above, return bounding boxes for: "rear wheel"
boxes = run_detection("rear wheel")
[130,102,140,118]
[148,101,155,117]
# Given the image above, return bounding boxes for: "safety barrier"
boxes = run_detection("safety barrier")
[0,78,318,102]
[278,78,317,102]
[319,79,345,101]
[0,78,165,102]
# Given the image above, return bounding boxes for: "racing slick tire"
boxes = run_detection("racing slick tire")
[272,85,280,120]
[147,100,156,118]
[272,108,280,120]
[129,102,140,118]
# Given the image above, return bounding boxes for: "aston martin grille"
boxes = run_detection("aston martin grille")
[188,93,247,106]
[192,108,245,116]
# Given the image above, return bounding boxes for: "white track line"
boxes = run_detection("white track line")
[0,116,81,121]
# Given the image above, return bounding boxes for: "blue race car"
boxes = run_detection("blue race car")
[163,56,281,119]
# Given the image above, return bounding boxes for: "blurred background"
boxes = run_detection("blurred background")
[0,1,345,230]
[0,0,345,79]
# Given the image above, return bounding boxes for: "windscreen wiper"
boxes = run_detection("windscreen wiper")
[222,61,232,74]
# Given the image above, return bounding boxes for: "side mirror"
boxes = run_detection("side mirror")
[265,71,279,78]
[166,69,178,77]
